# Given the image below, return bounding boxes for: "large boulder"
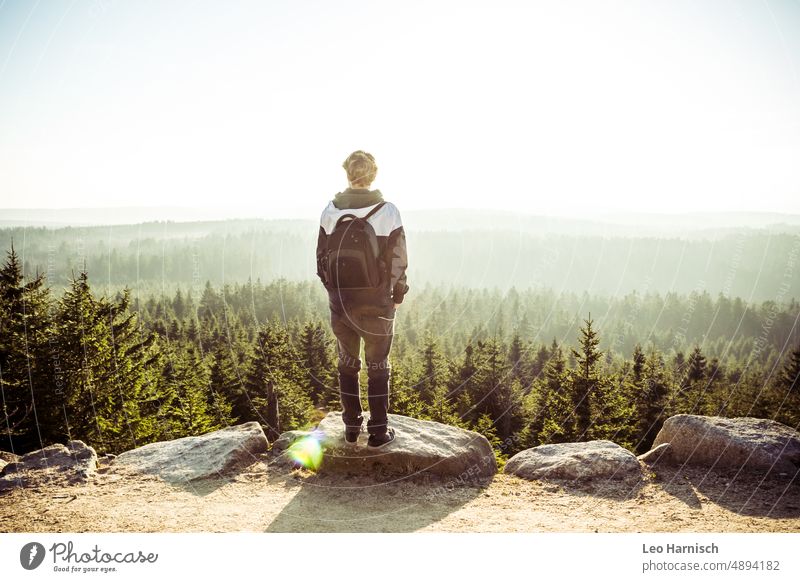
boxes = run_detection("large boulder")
[652,415,800,476]
[0,441,97,493]
[112,422,269,483]
[504,440,642,482]
[293,412,496,480]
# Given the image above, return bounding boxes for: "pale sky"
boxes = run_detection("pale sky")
[1,0,799,219]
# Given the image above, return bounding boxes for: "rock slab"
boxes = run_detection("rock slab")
[112,421,269,483]
[303,412,496,480]
[504,440,642,482]
[652,415,800,475]
[0,441,97,493]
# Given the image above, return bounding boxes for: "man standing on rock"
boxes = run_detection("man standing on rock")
[315,150,409,448]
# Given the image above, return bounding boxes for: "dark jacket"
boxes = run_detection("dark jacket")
[316,187,409,308]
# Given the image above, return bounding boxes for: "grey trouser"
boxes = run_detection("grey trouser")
[329,302,396,436]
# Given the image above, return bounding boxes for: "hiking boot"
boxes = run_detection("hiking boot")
[367,427,396,449]
[344,427,361,448]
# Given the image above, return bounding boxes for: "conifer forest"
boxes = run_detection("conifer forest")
[2,221,799,463]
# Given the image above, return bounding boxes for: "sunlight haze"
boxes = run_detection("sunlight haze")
[1,0,799,218]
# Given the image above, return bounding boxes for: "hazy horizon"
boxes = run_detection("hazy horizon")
[3,205,800,229]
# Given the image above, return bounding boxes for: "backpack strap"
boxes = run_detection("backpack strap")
[364,201,386,220]
[335,213,358,227]
[334,202,386,228]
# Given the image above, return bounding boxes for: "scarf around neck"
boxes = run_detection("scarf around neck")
[333,187,384,209]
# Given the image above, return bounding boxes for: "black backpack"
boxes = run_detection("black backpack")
[322,202,386,290]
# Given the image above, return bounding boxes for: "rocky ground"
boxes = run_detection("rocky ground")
[3,413,799,532]
[2,456,798,533]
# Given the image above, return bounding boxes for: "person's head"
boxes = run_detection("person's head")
[342,150,377,189]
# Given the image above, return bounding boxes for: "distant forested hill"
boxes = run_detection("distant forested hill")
[1,217,799,301]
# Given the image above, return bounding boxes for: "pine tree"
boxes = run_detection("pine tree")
[245,322,314,440]
[198,281,222,322]
[417,333,459,424]
[243,341,279,439]
[778,344,800,394]
[161,345,217,437]
[534,343,575,444]
[449,341,478,422]
[687,346,707,382]
[0,245,56,450]
[588,372,635,448]
[101,288,165,450]
[570,316,602,440]
[471,337,509,423]
[774,344,800,427]
[674,345,707,414]
[173,289,186,320]
[207,343,239,427]
[298,321,336,406]
[508,333,527,383]
[634,348,671,452]
[388,358,426,419]
[492,376,528,443]
[187,318,200,344]
[473,412,504,461]
[704,357,724,415]
[631,344,645,384]
[531,343,551,384]
[673,350,686,378]
[418,334,446,402]
[53,271,109,448]
[0,245,32,438]
[54,276,164,453]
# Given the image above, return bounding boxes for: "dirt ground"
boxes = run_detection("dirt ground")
[1,456,799,533]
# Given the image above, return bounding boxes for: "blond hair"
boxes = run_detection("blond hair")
[342,150,377,188]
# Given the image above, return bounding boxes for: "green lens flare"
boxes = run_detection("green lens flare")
[287,434,323,470]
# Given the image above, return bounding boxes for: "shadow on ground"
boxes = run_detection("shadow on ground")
[100,452,276,498]
[551,477,648,502]
[653,465,800,518]
[264,469,489,532]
